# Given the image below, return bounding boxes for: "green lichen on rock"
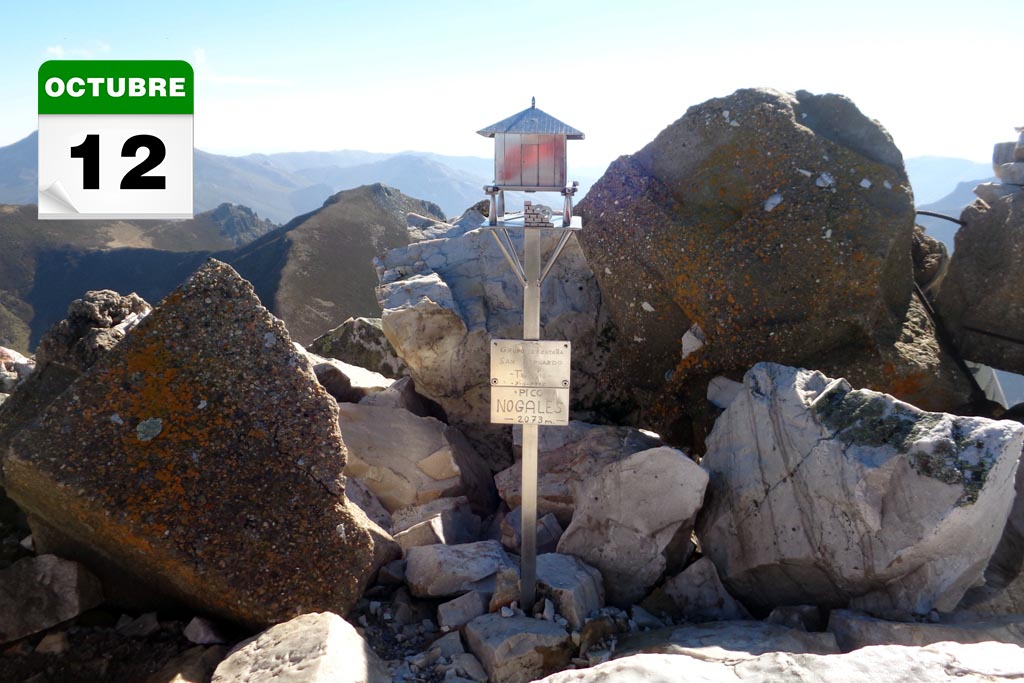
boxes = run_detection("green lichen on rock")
[811,379,994,505]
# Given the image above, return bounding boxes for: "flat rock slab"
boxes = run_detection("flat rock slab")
[405,540,514,598]
[828,609,1024,652]
[616,620,839,661]
[463,613,573,683]
[536,643,1024,682]
[0,554,103,644]
[697,362,1022,617]
[2,260,399,628]
[212,612,387,683]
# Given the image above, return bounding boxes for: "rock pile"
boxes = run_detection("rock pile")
[2,90,1024,683]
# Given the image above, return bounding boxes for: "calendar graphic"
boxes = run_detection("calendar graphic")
[37,60,193,220]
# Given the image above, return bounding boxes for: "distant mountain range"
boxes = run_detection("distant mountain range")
[0,184,441,354]
[904,156,992,205]
[0,132,599,224]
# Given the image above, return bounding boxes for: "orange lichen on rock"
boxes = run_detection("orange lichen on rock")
[3,259,399,628]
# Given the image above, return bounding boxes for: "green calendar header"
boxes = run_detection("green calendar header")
[39,60,193,115]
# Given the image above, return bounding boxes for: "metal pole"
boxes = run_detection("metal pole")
[520,227,541,611]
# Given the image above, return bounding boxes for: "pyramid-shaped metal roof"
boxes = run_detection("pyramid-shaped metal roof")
[477,100,584,139]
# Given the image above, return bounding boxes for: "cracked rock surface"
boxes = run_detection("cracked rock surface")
[697,362,1023,617]
[1,259,399,628]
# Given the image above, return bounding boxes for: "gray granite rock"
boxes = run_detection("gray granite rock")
[405,541,514,598]
[438,591,491,630]
[536,553,604,630]
[0,555,103,644]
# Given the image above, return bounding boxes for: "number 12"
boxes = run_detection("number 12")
[70,134,167,190]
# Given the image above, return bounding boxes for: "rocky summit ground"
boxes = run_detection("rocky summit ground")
[2,88,1024,683]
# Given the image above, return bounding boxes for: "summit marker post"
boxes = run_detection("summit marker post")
[478,100,584,609]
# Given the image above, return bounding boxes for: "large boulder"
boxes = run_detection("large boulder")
[697,362,1022,617]
[556,447,707,606]
[577,88,971,439]
[935,192,1024,374]
[375,223,617,468]
[1,260,399,627]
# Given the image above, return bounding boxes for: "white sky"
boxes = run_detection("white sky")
[2,0,1020,173]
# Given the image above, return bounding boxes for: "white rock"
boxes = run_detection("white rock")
[860,178,872,188]
[463,613,572,683]
[437,591,491,629]
[697,362,1023,617]
[828,609,1024,651]
[212,612,386,682]
[442,652,488,683]
[405,541,514,598]
[974,181,1021,204]
[536,553,605,630]
[495,422,663,527]
[296,345,394,403]
[556,447,708,606]
[338,403,495,513]
[535,642,1024,682]
[641,557,750,622]
[392,498,481,553]
[680,324,705,359]
[707,376,743,410]
[500,507,563,555]
[996,162,1024,185]
[763,193,783,212]
[994,141,1018,168]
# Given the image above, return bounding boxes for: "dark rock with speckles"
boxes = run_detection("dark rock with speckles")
[577,88,972,440]
[1,259,399,628]
[935,192,1024,375]
[0,290,151,487]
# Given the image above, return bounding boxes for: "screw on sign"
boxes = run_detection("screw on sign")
[479,99,584,610]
